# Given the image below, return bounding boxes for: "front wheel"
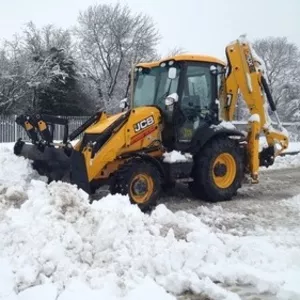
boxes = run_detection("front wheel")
[189,136,244,202]
[110,158,162,212]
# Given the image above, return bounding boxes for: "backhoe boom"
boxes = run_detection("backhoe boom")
[220,38,289,181]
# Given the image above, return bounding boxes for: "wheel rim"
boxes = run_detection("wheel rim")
[212,153,236,189]
[130,173,154,204]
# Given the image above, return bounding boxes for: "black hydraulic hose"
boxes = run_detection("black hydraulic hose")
[63,124,69,144]
[90,110,130,158]
[261,75,276,112]
[68,111,103,141]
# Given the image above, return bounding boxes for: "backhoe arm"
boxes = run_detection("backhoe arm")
[220,38,289,182]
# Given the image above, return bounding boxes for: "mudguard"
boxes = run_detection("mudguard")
[187,122,246,155]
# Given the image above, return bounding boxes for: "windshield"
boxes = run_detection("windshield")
[133,65,180,110]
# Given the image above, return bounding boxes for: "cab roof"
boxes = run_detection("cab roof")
[136,53,225,68]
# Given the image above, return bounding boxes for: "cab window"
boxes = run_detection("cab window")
[178,63,213,142]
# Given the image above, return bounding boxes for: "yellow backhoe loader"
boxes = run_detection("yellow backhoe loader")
[13,37,289,211]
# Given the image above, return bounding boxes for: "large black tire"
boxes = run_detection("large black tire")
[189,136,244,202]
[110,158,162,212]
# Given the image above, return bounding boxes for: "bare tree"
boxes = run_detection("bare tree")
[74,3,160,111]
[23,21,73,58]
[161,46,186,60]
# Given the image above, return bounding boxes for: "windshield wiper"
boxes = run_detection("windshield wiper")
[155,79,174,106]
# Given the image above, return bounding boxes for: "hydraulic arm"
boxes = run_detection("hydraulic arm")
[220,38,289,182]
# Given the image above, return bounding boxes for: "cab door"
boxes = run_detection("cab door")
[177,62,215,143]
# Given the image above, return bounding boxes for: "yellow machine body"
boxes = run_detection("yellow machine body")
[78,106,163,181]
[14,37,289,211]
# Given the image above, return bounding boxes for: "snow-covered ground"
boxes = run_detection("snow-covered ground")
[1,142,300,300]
[262,152,300,170]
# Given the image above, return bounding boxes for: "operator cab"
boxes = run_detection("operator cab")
[130,54,226,151]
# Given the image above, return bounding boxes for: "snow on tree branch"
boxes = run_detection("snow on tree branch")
[74,2,160,112]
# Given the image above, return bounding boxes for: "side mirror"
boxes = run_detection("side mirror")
[119,98,128,110]
[168,67,177,80]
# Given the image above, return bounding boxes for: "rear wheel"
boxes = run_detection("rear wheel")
[110,158,162,212]
[189,136,244,202]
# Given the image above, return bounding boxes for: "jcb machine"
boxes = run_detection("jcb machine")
[14,38,289,211]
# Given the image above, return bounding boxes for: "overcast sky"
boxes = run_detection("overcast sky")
[0,0,299,59]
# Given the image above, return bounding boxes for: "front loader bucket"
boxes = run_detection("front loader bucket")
[13,111,104,191]
[14,139,71,182]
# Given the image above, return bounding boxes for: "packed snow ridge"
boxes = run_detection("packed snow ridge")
[1,143,300,300]
[210,121,237,131]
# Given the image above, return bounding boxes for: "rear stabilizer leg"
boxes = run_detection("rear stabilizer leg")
[247,115,260,183]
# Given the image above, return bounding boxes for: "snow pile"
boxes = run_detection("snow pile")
[0,142,14,150]
[0,178,177,300]
[163,150,193,163]
[0,145,42,188]
[0,144,46,210]
[2,180,300,300]
[1,147,300,299]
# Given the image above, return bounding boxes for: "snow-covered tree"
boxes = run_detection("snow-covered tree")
[233,94,250,121]
[0,22,95,115]
[0,36,32,114]
[252,37,300,122]
[74,2,160,112]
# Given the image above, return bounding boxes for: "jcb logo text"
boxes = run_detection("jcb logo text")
[134,116,154,132]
